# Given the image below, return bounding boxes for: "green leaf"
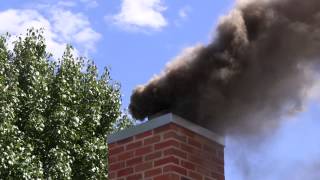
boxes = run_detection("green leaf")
[0,29,133,179]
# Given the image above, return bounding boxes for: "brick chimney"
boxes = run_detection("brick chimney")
[107,113,225,180]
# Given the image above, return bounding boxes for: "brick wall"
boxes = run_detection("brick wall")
[108,116,225,180]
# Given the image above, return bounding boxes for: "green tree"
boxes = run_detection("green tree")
[0,29,133,179]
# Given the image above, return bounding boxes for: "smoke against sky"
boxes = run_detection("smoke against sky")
[129,0,320,136]
[225,108,320,180]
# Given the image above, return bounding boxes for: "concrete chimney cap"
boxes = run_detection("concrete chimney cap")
[107,113,225,146]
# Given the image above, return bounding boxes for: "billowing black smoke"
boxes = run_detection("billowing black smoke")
[129,0,320,135]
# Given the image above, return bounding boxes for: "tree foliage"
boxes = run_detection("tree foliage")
[0,29,133,179]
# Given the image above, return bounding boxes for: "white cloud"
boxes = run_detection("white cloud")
[109,0,168,31]
[50,8,101,54]
[178,6,191,19]
[301,66,320,104]
[0,9,66,58]
[174,5,192,27]
[308,77,320,101]
[0,8,101,59]
[74,27,101,52]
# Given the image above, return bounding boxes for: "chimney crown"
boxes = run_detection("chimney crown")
[108,113,225,145]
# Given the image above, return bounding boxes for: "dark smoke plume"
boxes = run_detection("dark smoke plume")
[129,0,320,135]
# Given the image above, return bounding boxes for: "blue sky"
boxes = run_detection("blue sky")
[0,0,319,179]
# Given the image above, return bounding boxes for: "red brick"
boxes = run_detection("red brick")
[217,165,224,174]
[134,162,153,172]
[187,138,202,149]
[188,155,203,166]
[153,124,172,134]
[189,171,203,180]
[154,174,179,180]
[164,148,187,159]
[108,143,118,149]
[135,130,153,139]
[169,123,180,129]
[126,141,143,150]
[144,135,161,145]
[196,166,211,177]
[117,137,134,145]
[163,164,187,176]
[203,144,216,153]
[118,151,134,161]
[127,173,142,180]
[109,146,125,155]
[217,150,224,159]
[135,146,153,156]
[145,151,162,161]
[163,131,187,143]
[108,155,118,164]
[211,172,225,180]
[108,172,116,179]
[199,152,215,166]
[155,140,179,150]
[154,156,179,167]
[181,177,191,180]
[126,157,143,167]
[144,168,162,178]
[204,177,215,180]
[179,127,195,138]
[180,143,195,154]
[108,119,225,180]
[117,167,133,177]
[181,160,195,171]
[212,157,224,165]
[109,161,125,171]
